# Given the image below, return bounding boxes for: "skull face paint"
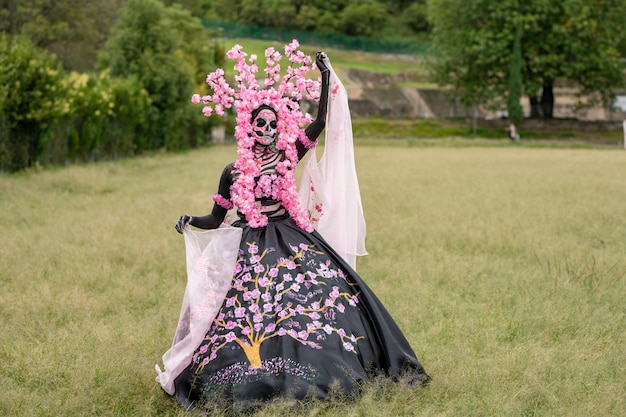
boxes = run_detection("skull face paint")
[252,109,277,145]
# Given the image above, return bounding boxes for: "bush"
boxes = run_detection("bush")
[400,2,430,33]
[99,0,208,151]
[43,71,152,164]
[339,1,387,37]
[0,34,67,172]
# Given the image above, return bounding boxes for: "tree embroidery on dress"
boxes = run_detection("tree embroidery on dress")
[192,242,363,377]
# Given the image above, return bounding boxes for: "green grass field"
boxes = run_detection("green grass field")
[1,142,624,416]
[228,38,426,75]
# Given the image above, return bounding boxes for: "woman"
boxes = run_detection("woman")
[156,41,429,412]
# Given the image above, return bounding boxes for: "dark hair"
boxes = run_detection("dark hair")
[251,104,276,122]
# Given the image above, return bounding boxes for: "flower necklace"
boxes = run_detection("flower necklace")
[198,40,321,232]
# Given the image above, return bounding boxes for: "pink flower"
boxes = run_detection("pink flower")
[285,39,299,55]
[213,193,233,209]
[190,40,321,231]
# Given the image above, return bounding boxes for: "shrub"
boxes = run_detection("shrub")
[339,1,387,37]
[0,34,67,171]
[44,71,152,164]
[400,2,430,33]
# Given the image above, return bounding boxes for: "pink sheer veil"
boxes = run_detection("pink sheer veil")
[155,225,242,394]
[299,57,368,270]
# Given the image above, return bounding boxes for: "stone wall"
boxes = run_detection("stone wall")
[340,68,626,122]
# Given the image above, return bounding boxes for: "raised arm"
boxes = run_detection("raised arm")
[297,52,330,160]
[175,164,234,233]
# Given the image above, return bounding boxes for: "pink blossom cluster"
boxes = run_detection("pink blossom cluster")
[212,193,233,210]
[195,242,362,367]
[192,40,322,231]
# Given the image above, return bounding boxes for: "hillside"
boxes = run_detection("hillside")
[225,38,625,145]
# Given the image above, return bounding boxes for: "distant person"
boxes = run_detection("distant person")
[506,123,520,140]
[155,41,430,413]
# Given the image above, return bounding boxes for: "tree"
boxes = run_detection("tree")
[0,34,66,171]
[507,24,524,125]
[428,0,626,119]
[339,1,388,37]
[239,0,297,29]
[163,3,225,87]
[98,0,196,150]
[294,5,322,31]
[0,0,124,71]
[400,2,430,33]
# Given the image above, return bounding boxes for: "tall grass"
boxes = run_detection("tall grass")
[1,142,624,416]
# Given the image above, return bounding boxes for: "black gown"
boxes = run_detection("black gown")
[173,194,430,411]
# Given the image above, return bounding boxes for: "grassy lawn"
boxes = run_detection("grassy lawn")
[1,142,624,416]
[350,117,625,147]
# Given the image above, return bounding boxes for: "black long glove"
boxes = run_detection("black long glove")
[174,164,234,234]
[308,52,330,132]
[299,52,330,160]
[175,215,192,234]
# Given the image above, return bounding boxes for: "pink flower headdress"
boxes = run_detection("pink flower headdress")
[191,40,321,231]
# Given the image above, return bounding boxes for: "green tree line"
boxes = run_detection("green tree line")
[1,0,430,73]
[2,0,625,171]
[198,0,430,38]
[0,0,224,172]
[0,0,430,172]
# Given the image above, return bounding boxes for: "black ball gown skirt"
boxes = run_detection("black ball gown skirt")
[173,215,429,411]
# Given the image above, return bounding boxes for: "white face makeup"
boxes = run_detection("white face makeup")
[252,109,277,145]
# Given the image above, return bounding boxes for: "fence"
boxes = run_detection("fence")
[202,20,431,56]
